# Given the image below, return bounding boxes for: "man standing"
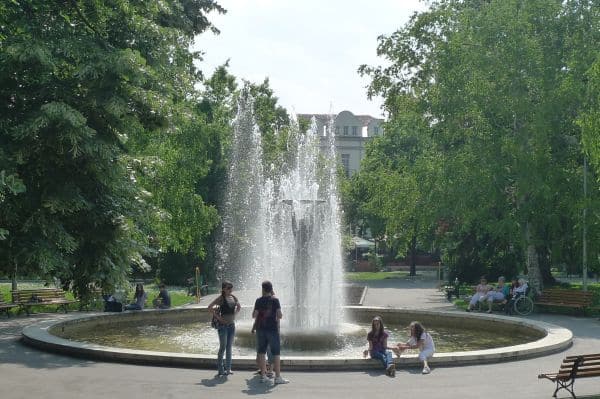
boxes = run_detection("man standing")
[253,280,289,385]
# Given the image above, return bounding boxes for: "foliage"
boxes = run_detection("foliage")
[0,0,224,298]
[344,271,408,281]
[357,0,600,286]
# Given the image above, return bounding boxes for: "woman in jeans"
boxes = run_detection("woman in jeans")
[208,280,241,376]
[363,316,396,376]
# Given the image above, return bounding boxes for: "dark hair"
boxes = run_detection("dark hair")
[221,280,233,296]
[159,283,166,289]
[410,321,425,339]
[367,316,385,341]
[262,280,273,294]
[135,283,144,299]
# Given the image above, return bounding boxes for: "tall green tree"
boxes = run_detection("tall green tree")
[359,0,600,288]
[0,0,224,296]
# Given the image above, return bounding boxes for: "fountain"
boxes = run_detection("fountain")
[20,93,573,370]
[216,93,351,346]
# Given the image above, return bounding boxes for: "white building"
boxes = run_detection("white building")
[297,111,384,176]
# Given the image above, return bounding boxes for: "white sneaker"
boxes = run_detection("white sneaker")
[260,374,271,383]
[422,366,431,374]
[274,376,290,384]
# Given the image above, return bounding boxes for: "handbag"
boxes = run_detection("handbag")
[211,303,221,329]
[211,314,220,329]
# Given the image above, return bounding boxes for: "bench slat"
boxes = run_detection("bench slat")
[11,288,76,315]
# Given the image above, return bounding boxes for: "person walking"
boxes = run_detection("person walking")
[208,280,241,376]
[253,280,289,385]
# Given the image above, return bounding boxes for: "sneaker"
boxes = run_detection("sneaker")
[422,366,431,374]
[274,376,290,385]
[260,374,271,383]
[266,371,274,378]
[387,364,396,377]
[226,370,233,375]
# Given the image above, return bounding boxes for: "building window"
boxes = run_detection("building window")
[352,126,358,136]
[373,126,380,135]
[341,154,350,177]
[335,126,340,135]
[343,126,349,136]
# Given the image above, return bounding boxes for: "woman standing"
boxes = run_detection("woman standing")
[208,280,241,376]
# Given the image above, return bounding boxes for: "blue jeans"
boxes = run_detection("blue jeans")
[217,323,235,374]
[371,350,394,369]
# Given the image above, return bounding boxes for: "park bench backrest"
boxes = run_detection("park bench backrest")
[12,288,69,303]
[537,289,594,306]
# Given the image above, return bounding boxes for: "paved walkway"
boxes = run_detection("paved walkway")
[1,277,599,399]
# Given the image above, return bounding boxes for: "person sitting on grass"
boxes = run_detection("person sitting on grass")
[153,284,171,309]
[394,321,435,375]
[124,283,147,311]
[363,316,396,377]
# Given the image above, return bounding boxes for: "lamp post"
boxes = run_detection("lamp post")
[195,266,200,303]
[583,157,588,291]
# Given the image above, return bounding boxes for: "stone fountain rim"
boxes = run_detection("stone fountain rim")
[21,306,572,370]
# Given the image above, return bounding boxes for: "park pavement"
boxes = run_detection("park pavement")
[1,276,599,399]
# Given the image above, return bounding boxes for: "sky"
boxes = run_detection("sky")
[193,0,427,118]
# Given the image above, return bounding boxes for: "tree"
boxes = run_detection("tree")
[359,0,600,288]
[0,0,224,296]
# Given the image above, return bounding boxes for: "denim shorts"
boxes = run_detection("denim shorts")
[256,329,281,356]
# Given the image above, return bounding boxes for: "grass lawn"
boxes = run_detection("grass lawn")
[0,282,196,315]
[344,271,409,281]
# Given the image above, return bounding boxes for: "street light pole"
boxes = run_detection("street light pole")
[583,157,588,291]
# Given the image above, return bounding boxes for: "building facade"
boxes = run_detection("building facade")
[297,110,384,176]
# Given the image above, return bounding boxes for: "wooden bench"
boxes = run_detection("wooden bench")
[12,288,77,315]
[0,297,17,318]
[534,288,596,315]
[539,354,600,398]
[443,283,460,301]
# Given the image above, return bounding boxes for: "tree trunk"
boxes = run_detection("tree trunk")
[409,233,417,277]
[525,222,543,292]
[537,244,556,286]
[11,260,17,291]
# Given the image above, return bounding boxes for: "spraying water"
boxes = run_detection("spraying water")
[217,93,345,331]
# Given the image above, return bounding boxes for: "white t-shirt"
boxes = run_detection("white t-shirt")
[408,332,435,353]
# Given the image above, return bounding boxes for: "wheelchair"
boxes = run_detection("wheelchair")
[507,287,534,316]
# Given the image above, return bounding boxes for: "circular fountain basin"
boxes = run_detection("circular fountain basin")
[21,306,572,370]
[234,321,365,350]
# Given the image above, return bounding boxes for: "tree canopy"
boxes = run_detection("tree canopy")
[357,0,600,287]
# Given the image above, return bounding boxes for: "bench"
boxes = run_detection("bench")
[534,288,596,315]
[539,354,600,398]
[443,283,460,301]
[0,297,17,318]
[12,288,77,315]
